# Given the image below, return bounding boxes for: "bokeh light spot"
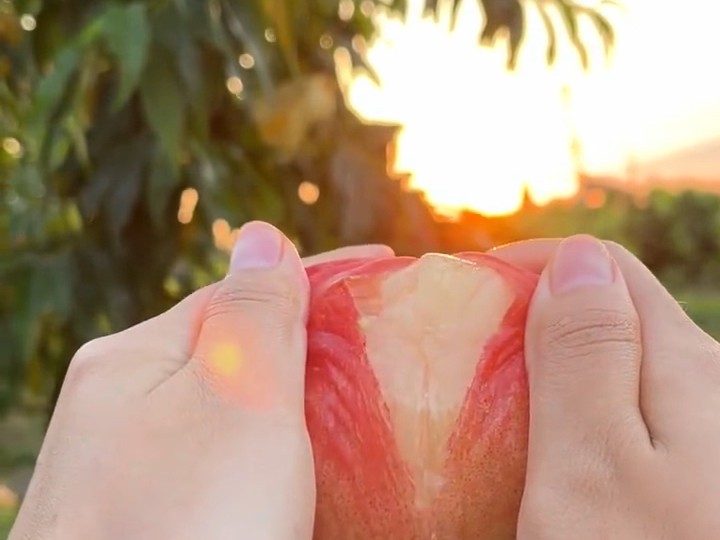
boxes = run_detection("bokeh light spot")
[319,34,334,49]
[213,218,235,252]
[338,0,355,21]
[210,342,243,379]
[351,35,367,54]
[584,187,607,208]
[2,137,22,156]
[298,181,320,205]
[360,0,375,16]
[20,14,36,31]
[226,76,243,95]
[177,188,199,224]
[0,485,18,511]
[239,53,255,69]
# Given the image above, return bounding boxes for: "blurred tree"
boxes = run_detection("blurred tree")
[625,189,720,287]
[670,191,720,282]
[427,0,617,68]
[625,190,678,275]
[0,0,617,416]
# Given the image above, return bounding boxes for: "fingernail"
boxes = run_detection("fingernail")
[229,222,283,272]
[550,235,614,295]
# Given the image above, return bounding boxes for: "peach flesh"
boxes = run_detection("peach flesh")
[305,253,539,540]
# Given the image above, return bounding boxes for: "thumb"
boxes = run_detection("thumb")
[524,235,650,453]
[190,221,309,414]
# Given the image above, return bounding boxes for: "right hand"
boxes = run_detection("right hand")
[492,235,720,539]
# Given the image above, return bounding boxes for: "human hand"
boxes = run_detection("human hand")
[492,235,720,539]
[9,221,393,540]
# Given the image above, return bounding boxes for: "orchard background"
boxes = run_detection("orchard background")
[1,0,719,535]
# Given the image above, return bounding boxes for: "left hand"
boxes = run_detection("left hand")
[10,221,393,540]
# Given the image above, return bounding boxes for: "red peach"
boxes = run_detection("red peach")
[305,252,538,540]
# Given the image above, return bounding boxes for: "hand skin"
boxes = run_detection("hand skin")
[491,235,720,540]
[9,221,394,540]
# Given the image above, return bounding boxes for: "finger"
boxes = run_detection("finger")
[94,242,391,394]
[188,221,310,414]
[601,243,720,445]
[108,246,393,363]
[489,239,557,274]
[302,244,394,267]
[493,238,718,445]
[492,239,692,325]
[524,235,651,458]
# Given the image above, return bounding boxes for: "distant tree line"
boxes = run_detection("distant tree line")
[434,187,720,290]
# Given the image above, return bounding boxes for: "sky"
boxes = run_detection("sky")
[347,0,720,215]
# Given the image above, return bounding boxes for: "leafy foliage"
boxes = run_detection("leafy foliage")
[626,190,720,285]
[1,0,617,416]
[425,0,619,68]
[464,186,720,291]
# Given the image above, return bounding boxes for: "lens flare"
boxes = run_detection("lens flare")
[210,342,244,379]
[200,339,277,410]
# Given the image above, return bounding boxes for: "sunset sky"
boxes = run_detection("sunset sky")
[348,0,720,215]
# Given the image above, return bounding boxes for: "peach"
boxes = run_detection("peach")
[305,252,539,540]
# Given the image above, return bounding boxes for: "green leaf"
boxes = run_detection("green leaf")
[9,275,36,367]
[14,252,74,362]
[155,8,201,98]
[537,5,557,65]
[599,0,626,11]
[103,2,152,110]
[139,47,185,168]
[259,0,300,76]
[423,0,439,18]
[105,165,146,242]
[221,0,276,96]
[450,0,463,30]
[146,145,179,230]
[478,0,524,69]
[65,112,91,168]
[32,252,74,320]
[47,130,73,170]
[252,180,284,223]
[582,8,615,58]
[556,0,589,69]
[28,46,82,155]
[153,6,207,134]
[79,137,149,224]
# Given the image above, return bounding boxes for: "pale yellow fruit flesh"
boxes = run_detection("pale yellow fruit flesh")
[346,253,515,511]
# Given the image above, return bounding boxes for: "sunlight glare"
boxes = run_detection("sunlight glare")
[200,334,277,410]
[349,0,581,215]
[348,0,720,215]
[210,342,244,379]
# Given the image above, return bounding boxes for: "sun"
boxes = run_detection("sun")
[346,0,596,216]
[342,0,720,215]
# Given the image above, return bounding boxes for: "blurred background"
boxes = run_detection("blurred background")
[1,0,720,534]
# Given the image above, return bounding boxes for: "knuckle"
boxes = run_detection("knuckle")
[207,277,301,323]
[64,337,112,388]
[541,308,640,358]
